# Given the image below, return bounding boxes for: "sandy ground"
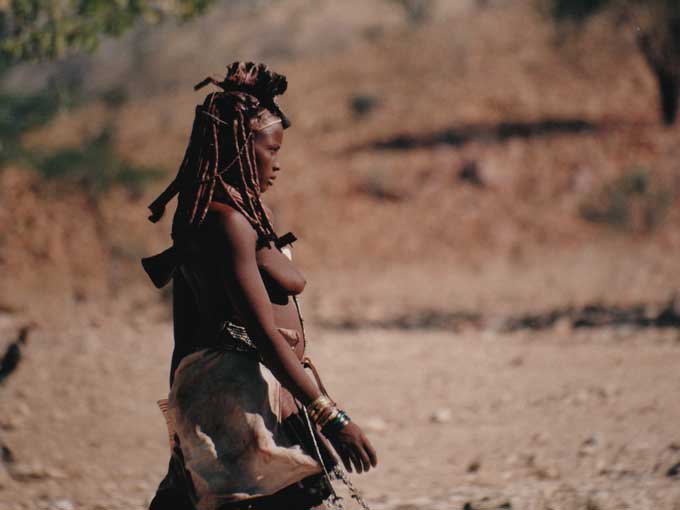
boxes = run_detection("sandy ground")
[1,301,679,510]
[1,2,680,509]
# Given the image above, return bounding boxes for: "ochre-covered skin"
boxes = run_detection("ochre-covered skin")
[257,246,306,359]
[151,64,376,510]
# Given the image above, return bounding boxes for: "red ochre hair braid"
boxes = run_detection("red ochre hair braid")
[173,91,277,245]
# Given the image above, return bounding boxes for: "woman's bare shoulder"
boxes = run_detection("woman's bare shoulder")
[207,202,257,248]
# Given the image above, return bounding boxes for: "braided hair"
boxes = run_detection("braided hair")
[149,62,290,246]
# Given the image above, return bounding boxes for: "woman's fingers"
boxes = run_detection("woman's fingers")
[337,443,353,473]
[356,443,371,472]
[328,425,378,474]
[344,441,364,473]
[364,436,378,467]
[346,445,362,473]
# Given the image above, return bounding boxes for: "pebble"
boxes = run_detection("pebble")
[10,462,50,481]
[467,459,481,473]
[0,415,21,430]
[49,500,74,510]
[364,416,388,432]
[45,467,68,480]
[579,435,600,457]
[430,408,452,424]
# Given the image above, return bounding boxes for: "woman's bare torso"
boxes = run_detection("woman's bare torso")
[259,248,306,359]
[177,207,306,360]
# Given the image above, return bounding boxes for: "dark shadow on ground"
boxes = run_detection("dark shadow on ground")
[356,118,599,151]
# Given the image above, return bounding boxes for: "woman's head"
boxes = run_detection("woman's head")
[171,62,290,243]
[251,111,284,193]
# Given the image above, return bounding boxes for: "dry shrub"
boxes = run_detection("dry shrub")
[579,167,673,232]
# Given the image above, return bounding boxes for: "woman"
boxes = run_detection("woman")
[142,62,377,510]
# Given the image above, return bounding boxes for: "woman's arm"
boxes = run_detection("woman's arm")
[216,208,377,473]
[216,209,320,404]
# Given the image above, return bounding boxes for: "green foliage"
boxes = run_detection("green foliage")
[0,87,161,195]
[34,128,163,194]
[0,89,62,144]
[580,167,673,232]
[0,79,84,167]
[0,1,199,196]
[175,0,216,22]
[99,86,128,107]
[0,0,217,63]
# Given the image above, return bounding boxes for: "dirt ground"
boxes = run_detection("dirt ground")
[2,2,680,509]
[1,299,679,510]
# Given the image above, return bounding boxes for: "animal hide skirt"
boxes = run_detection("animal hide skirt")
[156,347,336,510]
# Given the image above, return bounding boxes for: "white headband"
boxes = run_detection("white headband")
[254,118,282,132]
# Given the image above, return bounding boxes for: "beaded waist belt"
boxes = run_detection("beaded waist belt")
[217,320,259,355]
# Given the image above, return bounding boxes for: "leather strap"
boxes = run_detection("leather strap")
[303,357,335,406]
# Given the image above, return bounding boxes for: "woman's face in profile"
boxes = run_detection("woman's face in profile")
[253,119,284,193]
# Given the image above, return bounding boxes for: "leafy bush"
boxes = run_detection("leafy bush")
[0,87,160,195]
[99,86,128,108]
[34,128,163,194]
[0,90,63,145]
[0,0,218,62]
[580,167,673,232]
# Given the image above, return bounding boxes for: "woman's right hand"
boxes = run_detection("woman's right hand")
[325,421,378,474]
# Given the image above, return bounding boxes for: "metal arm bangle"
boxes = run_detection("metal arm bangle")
[317,406,340,428]
[307,395,333,422]
[321,409,351,435]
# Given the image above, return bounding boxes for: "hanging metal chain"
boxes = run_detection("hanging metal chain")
[332,466,372,510]
[293,260,371,510]
[302,407,345,510]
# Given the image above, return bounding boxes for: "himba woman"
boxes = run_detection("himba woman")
[141,62,377,510]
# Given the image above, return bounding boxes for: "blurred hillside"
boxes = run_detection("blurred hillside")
[0,0,678,324]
